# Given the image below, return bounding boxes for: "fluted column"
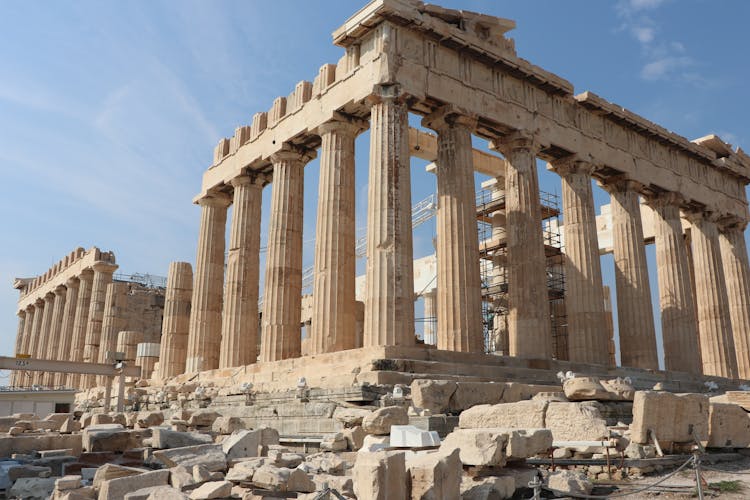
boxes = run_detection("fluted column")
[32,293,56,384]
[490,132,551,359]
[261,146,315,362]
[54,277,79,387]
[220,174,265,368]
[26,300,45,385]
[158,262,193,378]
[423,109,484,353]
[11,310,26,385]
[603,179,658,370]
[41,286,67,386]
[551,157,608,364]
[688,211,738,378]
[68,269,94,388]
[719,220,750,378]
[97,282,129,385]
[311,119,362,354]
[186,193,231,372]
[422,289,437,345]
[17,305,36,387]
[647,193,701,374]
[81,262,117,388]
[363,87,415,347]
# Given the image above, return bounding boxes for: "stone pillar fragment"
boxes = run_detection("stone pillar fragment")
[158,262,193,378]
[97,282,129,385]
[552,158,608,364]
[261,146,315,361]
[186,193,231,372]
[490,132,551,359]
[136,342,160,380]
[81,262,117,388]
[719,221,750,379]
[363,87,415,347]
[688,211,738,378]
[604,179,658,370]
[422,289,437,345]
[41,286,67,386]
[220,174,264,368]
[310,119,361,354]
[424,109,484,353]
[647,193,701,374]
[69,269,94,388]
[53,277,79,387]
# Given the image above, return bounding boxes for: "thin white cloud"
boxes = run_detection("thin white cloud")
[640,56,692,80]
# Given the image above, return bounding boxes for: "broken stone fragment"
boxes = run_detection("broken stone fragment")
[352,451,406,500]
[406,448,461,499]
[410,379,456,414]
[439,428,507,467]
[98,470,170,500]
[153,444,227,472]
[460,475,515,500]
[546,470,593,496]
[211,416,245,435]
[188,480,232,499]
[332,407,373,427]
[459,400,546,429]
[362,406,409,435]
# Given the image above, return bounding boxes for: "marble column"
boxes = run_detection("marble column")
[552,158,608,364]
[422,289,437,345]
[97,282,129,385]
[261,146,315,362]
[11,310,26,385]
[603,179,658,370]
[311,119,361,354]
[490,132,551,359]
[81,262,117,388]
[17,305,36,386]
[186,193,231,372]
[688,211,738,378]
[220,174,264,368]
[158,262,193,378]
[718,220,750,378]
[54,277,79,387]
[68,269,94,388]
[424,109,484,353]
[26,301,45,385]
[41,285,67,386]
[363,87,415,347]
[33,293,56,384]
[647,193,701,374]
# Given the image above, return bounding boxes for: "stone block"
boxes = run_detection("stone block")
[225,457,266,482]
[501,383,560,403]
[187,410,221,428]
[601,378,635,401]
[8,477,56,500]
[362,406,409,435]
[458,400,546,429]
[545,402,608,441]
[169,465,195,490]
[93,464,147,489]
[406,448,461,499]
[352,451,407,500]
[124,485,188,500]
[99,470,170,500]
[460,475,515,499]
[342,426,366,451]
[188,480,232,499]
[563,377,609,401]
[153,444,227,472]
[89,414,113,426]
[311,474,353,497]
[221,428,279,460]
[631,391,709,444]
[151,428,213,449]
[319,432,348,451]
[301,452,345,474]
[505,429,553,459]
[55,475,82,491]
[708,402,750,448]
[251,465,314,493]
[82,425,145,453]
[135,412,164,429]
[211,416,244,435]
[410,379,456,414]
[449,382,505,412]
[547,470,593,496]
[725,391,750,411]
[390,425,440,448]
[360,434,390,453]
[439,429,507,466]
[7,464,51,482]
[333,407,373,428]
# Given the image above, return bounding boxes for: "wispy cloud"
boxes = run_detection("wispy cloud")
[615,0,713,85]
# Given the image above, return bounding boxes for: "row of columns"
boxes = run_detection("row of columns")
[11,262,117,388]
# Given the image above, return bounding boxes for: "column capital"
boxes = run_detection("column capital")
[598,176,644,195]
[230,172,269,189]
[684,208,722,225]
[198,192,232,209]
[270,143,317,165]
[92,262,118,275]
[718,215,749,233]
[366,84,410,106]
[26,304,36,313]
[79,268,95,280]
[43,292,55,303]
[489,130,542,157]
[53,285,67,297]
[548,154,598,177]
[17,309,26,318]
[644,191,684,209]
[65,276,80,289]
[421,105,478,133]
[318,113,368,137]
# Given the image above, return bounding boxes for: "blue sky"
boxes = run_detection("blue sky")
[1,0,749,382]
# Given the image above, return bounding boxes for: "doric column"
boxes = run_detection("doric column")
[490,132,551,359]
[688,211,738,378]
[363,87,415,347]
[17,305,36,386]
[718,220,750,378]
[219,174,265,368]
[26,299,45,385]
[81,262,117,388]
[311,118,363,354]
[647,193,701,374]
[30,294,55,385]
[186,192,231,372]
[260,146,315,362]
[68,269,94,388]
[158,262,193,378]
[423,108,484,353]
[602,178,658,370]
[41,285,67,386]
[11,310,26,385]
[53,277,79,387]
[422,289,437,345]
[97,282,129,385]
[551,157,608,364]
